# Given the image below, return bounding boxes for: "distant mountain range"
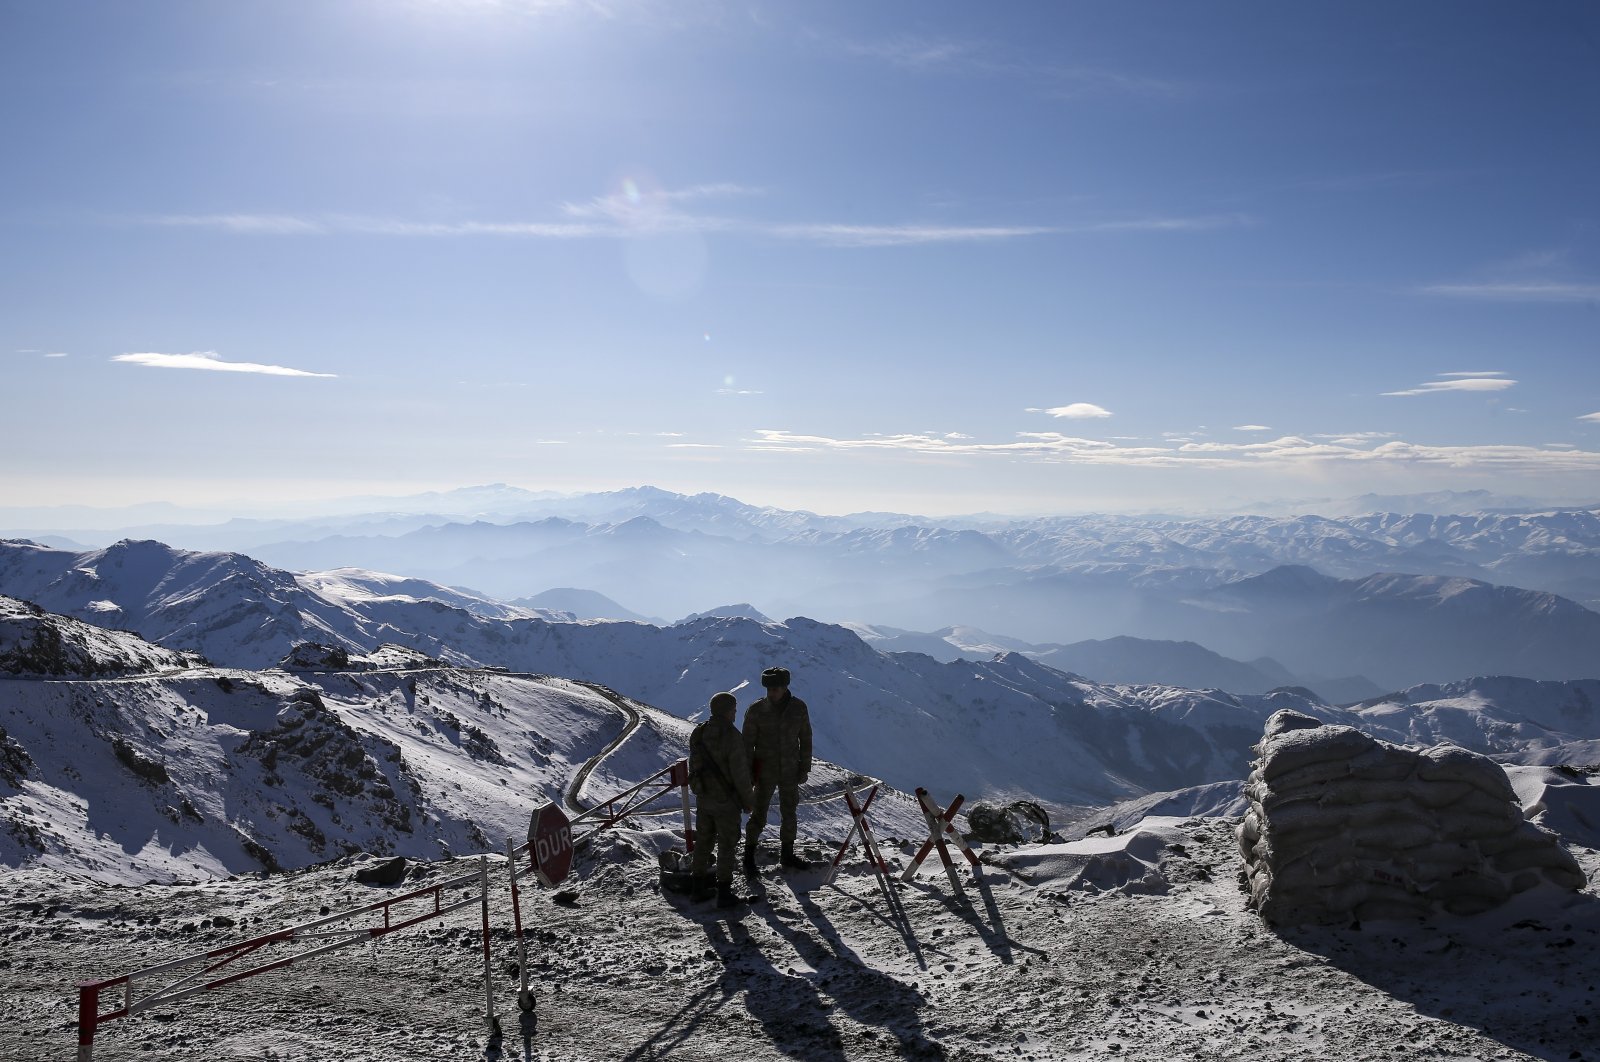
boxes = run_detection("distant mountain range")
[5,528,1599,692]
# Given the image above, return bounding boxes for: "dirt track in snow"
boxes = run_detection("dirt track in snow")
[2,818,1596,1062]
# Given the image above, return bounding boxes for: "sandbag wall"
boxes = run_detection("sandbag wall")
[1239,709,1586,926]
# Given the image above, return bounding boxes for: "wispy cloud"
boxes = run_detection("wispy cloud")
[1313,431,1398,446]
[1421,282,1600,303]
[1580,412,1600,424]
[45,352,69,359]
[1030,403,1113,419]
[748,428,1600,474]
[151,213,606,238]
[1080,214,1251,233]
[560,182,761,227]
[136,182,1251,249]
[1381,373,1515,397]
[842,36,977,70]
[113,351,337,378]
[838,34,1187,99]
[152,213,327,235]
[765,222,1058,247]
[1233,424,1271,432]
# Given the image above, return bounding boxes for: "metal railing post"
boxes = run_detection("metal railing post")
[76,982,99,1062]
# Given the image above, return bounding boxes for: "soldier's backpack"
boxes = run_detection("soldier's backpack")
[688,722,710,797]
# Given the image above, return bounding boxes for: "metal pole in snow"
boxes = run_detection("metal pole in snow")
[668,759,694,852]
[480,856,501,1059]
[506,838,532,1012]
[76,982,99,1062]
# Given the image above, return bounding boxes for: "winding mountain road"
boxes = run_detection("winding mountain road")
[563,679,645,814]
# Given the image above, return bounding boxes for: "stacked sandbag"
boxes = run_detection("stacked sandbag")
[1239,710,1587,926]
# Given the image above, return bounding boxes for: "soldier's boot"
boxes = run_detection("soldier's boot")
[780,844,810,870]
[716,882,746,909]
[690,873,717,902]
[742,847,758,877]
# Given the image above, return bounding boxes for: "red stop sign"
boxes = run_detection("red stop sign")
[527,802,574,887]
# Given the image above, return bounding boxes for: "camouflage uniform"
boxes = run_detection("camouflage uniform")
[742,691,812,857]
[688,714,753,885]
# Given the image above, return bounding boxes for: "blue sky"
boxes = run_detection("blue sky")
[4,0,1599,517]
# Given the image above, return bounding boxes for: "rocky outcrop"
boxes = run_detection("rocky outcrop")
[965,800,1052,844]
[0,595,199,676]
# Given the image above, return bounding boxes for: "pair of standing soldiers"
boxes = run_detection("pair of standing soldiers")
[687,666,812,908]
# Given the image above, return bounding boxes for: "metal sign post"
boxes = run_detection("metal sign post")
[669,759,695,852]
[527,802,574,887]
[479,857,501,1060]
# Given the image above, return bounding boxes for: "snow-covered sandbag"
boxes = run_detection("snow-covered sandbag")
[1416,744,1517,801]
[1257,724,1380,784]
[1240,709,1586,926]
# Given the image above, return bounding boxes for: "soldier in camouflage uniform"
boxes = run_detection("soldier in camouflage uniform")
[742,666,813,873]
[689,691,754,907]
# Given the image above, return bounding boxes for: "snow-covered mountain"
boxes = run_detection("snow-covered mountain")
[6,538,1600,803]
[0,538,568,669]
[0,595,202,677]
[9,586,1600,888]
[0,608,917,884]
[148,533,1600,691]
[853,562,1600,689]
[512,586,657,623]
[850,625,1314,696]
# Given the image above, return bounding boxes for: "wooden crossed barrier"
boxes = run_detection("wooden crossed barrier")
[828,782,981,901]
[903,786,982,890]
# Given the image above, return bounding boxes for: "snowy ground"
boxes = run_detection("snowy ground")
[4,814,1595,1062]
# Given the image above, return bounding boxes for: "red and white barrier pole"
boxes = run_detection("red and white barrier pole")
[669,759,695,852]
[479,856,498,1054]
[827,781,892,890]
[902,787,981,890]
[505,837,532,1012]
[76,979,102,1062]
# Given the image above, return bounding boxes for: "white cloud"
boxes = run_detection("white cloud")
[153,213,327,235]
[1382,373,1515,397]
[1031,403,1113,419]
[113,351,337,378]
[838,34,1188,100]
[1580,413,1600,424]
[1421,282,1600,303]
[843,36,976,70]
[747,429,1600,475]
[1079,214,1253,233]
[45,352,69,359]
[1313,431,1398,446]
[1233,424,1271,432]
[766,222,1058,247]
[139,187,1250,250]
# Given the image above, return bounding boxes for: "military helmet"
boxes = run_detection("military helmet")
[709,691,737,715]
